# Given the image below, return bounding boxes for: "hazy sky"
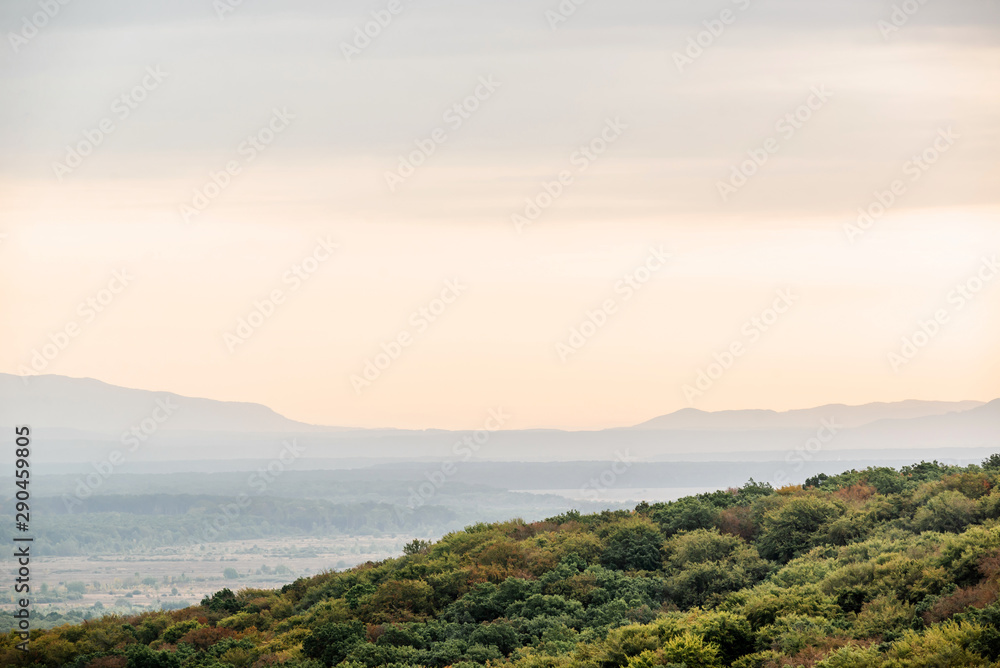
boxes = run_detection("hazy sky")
[1,0,998,430]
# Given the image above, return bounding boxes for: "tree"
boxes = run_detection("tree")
[302,620,366,667]
[652,498,718,537]
[666,555,771,608]
[344,582,377,610]
[981,453,1000,471]
[804,473,829,489]
[914,491,980,533]
[469,620,520,655]
[201,587,241,614]
[659,631,722,668]
[162,620,203,644]
[367,579,435,620]
[756,497,843,563]
[602,521,665,571]
[403,539,432,555]
[663,529,742,570]
[123,645,181,668]
[692,611,755,665]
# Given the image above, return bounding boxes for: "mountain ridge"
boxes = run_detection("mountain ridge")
[0,373,346,434]
[0,373,993,438]
[630,399,986,431]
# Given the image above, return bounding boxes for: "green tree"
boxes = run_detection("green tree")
[302,620,366,667]
[201,587,241,614]
[659,631,722,668]
[757,497,842,563]
[914,491,981,533]
[652,498,718,537]
[403,539,432,555]
[602,520,664,571]
[345,582,377,610]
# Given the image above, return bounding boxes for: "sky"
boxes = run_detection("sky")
[1,0,998,430]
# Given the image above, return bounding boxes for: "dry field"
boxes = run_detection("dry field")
[3,535,431,615]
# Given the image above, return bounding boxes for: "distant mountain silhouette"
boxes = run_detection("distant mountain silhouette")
[0,374,343,435]
[836,398,1000,448]
[630,400,985,431]
[0,374,995,467]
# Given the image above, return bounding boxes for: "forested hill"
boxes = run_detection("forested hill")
[7,456,1000,668]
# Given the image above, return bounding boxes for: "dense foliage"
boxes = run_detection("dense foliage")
[7,455,1000,667]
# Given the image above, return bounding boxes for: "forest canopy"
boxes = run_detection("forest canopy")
[6,455,1000,668]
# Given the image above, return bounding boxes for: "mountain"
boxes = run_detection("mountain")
[0,373,343,435]
[629,400,985,431]
[1,374,995,468]
[839,398,1000,447]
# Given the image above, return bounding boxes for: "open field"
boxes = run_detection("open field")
[2,535,428,617]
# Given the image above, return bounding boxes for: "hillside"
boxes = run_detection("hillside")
[6,455,1000,667]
